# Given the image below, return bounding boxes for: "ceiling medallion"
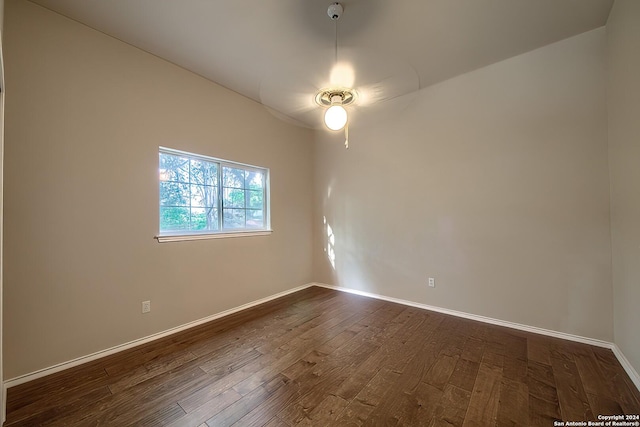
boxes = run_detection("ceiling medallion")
[314,88,357,108]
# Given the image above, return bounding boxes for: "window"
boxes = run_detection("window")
[157,147,270,242]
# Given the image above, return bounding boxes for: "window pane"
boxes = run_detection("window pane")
[160,207,190,231]
[190,159,217,186]
[223,209,245,229]
[188,207,219,231]
[159,153,189,183]
[191,184,218,208]
[224,188,245,208]
[247,190,263,209]
[245,171,264,190]
[246,209,264,228]
[205,207,219,231]
[160,182,189,206]
[223,167,245,189]
[190,208,207,230]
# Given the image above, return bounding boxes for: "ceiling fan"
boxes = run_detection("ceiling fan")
[260,2,419,148]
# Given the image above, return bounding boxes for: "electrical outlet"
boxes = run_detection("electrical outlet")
[142,300,151,314]
[428,277,435,288]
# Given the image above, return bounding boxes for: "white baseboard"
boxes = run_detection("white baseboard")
[312,282,640,391]
[3,283,315,390]
[4,281,639,395]
[611,344,640,392]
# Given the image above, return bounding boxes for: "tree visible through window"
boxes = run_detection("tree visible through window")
[158,148,269,237]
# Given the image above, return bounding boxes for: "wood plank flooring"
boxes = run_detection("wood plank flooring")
[6,287,640,426]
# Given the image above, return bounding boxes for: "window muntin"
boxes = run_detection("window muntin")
[158,147,269,239]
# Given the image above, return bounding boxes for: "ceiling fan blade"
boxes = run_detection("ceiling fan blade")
[259,48,333,127]
[340,48,419,106]
[348,90,420,130]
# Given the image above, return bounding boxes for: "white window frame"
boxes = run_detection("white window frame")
[156,147,272,243]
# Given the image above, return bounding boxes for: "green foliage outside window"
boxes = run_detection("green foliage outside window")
[159,149,267,234]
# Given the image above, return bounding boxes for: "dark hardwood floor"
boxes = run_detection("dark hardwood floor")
[6,286,640,426]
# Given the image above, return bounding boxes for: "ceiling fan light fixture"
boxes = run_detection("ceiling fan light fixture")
[316,88,355,131]
[324,104,348,131]
[258,1,419,148]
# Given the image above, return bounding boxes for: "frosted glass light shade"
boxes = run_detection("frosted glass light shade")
[324,105,348,131]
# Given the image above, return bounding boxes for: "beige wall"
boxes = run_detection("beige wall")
[3,0,314,379]
[607,0,640,377]
[314,28,613,341]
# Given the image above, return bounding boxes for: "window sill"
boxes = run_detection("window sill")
[155,230,273,243]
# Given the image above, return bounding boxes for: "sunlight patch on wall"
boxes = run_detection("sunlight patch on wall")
[324,216,336,270]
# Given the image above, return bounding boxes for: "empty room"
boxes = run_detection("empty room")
[1,0,639,425]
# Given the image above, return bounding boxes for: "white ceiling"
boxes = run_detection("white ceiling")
[30,0,613,127]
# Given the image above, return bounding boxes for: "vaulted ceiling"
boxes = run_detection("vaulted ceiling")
[30,0,613,127]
